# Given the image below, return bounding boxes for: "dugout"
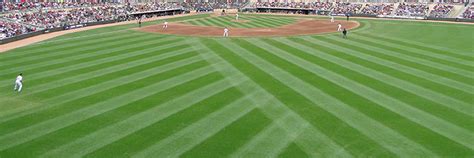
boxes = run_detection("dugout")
[129,9,185,19]
[255,7,318,15]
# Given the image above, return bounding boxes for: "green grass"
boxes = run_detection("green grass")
[181,15,296,28]
[0,13,473,157]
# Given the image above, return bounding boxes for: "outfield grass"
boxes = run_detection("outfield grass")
[0,14,473,157]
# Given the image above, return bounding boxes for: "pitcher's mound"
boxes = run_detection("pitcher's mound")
[137,19,359,37]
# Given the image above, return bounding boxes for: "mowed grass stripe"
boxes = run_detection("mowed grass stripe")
[0,54,203,137]
[229,115,308,158]
[278,143,310,158]
[203,18,228,27]
[261,16,295,23]
[245,16,292,27]
[186,20,206,27]
[361,33,474,61]
[349,34,474,81]
[240,16,290,26]
[237,17,277,28]
[238,38,473,156]
[353,34,473,71]
[133,93,257,158]
[34,29,132,46]
[0,32,145,70]
[360,33,474,56]
[0,72,223,157]
[86,86,244,157]
[279,38,474,150]
[320,35,473,96]
[212,17,243,28]
[198,18,222,27]
[230,39,436,157]
[16,41,187,96]
[297,37,473,116]
[219,16,265,28]
[42,76,245,158]
[0,37,181,88]
[0,52,200,125]
[326,35,474,85]
[0,34,164,81]
[188,38,352,157]
[308,37,473,116]
[360,34,474,66]
[202,38,396,157]
[0,31,140,63]
[179,109,271,157]
[0,30,134,58]
[219,16,255,28]
[0,63,213,151]
[19,41,189,100]
[0,53,199,123]
[192,39,352,157]
[16,40,188,93]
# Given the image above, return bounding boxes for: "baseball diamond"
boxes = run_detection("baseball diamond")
[0,1,473,157]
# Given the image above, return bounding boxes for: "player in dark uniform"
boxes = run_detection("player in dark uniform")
[346,13,350,21]
[138,18,142,27]
[342,28,347,39]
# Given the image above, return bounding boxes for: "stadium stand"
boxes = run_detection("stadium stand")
[0,19,36,39]
[360,3,395,16]
[462,4,474,19]
[331,2,363,15]
[394,3,429,17]
[429,3,454,18]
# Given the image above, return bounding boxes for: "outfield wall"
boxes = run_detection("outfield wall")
[243,7,474,22]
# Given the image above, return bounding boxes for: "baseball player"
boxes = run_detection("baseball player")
[13,73,23,92]
[163,21,168,30]
[235,13,239,20]
[223,27,229,37]
[342,28,347,38]
[330,15,334,23]
[337,23,342,31]
[138,17,142,27]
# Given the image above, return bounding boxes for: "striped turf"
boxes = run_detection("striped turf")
[182,15,295,28]
[0,14,472,157]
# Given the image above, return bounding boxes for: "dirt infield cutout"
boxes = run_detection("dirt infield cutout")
[137,19,359,37]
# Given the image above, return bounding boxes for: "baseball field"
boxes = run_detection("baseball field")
[0,13,473,157]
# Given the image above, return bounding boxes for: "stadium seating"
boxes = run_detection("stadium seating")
[429,3,454,18]
[462,5,474,19]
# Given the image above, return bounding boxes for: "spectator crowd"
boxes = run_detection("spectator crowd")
[0,20,36,39]
[360,3,394,15]
[462,6,474,19]
[394,3,429,17]
[1,2,111,12]
[3,6,128,29]
[0,2,187,39]
[253,2,333,11]
[331,2,363,15]
[429,3,454,18]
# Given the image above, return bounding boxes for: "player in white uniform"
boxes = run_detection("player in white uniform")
[330,15,334,23]
[235,13,239,20]
[13,73,23,92]
[163,21,168,30]
[223,27,229,37]
[337,23,342,31]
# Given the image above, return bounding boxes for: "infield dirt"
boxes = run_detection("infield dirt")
[137,19,359,37]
